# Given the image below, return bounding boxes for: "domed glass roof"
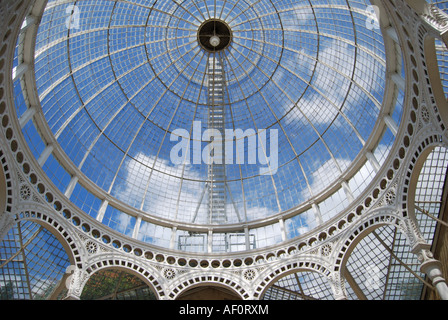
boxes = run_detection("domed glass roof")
[33,0,386,227]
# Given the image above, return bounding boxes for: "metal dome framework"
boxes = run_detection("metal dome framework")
[16,0,393,251]
[0,0,448,300]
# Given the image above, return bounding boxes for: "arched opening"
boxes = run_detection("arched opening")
[0,157,6,215]
[412,146,448,299]
[412,147,448,239]
[80,268,157,300]
[261,270,333,300]
[0,220,71,300]
[343,224,430,300]
[423,34,448,126]
[176,285,242,300]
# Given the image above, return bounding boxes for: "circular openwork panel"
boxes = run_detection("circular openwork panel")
[163,268,176,280]
[19,184,31,201]
[86,241,98,254]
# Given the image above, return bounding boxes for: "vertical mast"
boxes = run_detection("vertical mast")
[207,53,227,224]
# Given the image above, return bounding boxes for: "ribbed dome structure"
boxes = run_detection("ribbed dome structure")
[2,0,448,302]
[33,0,386,231]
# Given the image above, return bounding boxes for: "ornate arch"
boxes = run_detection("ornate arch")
[419,2,448,129]
[14,203,85,269]
[168,274,249,300]
[0,146,16,239]
[79,256,166,300]
[398,131,444,225]
[253,259,332,300]
[333,207,424,274]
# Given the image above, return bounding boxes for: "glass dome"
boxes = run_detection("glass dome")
[33,0,386,229]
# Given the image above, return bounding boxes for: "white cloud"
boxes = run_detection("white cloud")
[284,39,356,126]
[112,152,204,223]
[113,149,284,225]
[305,158,351,197]
[285,208,317,238]
[283,37,385,130]
[245,204,277,222]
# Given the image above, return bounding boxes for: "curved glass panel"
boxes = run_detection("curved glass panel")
[33,0,386,227]
[0,221,70,300]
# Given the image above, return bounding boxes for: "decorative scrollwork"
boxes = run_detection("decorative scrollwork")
[421,4,448,31]
[417,249,434,263]
[398,218,427,249]
[66,267,89,299]
[429,4,448,27]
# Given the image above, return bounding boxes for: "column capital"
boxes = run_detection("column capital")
[328,271,348,300]
[0,212,15,241]
[422,4,448,35]
[64,266,88,300]
[412,246,442,273]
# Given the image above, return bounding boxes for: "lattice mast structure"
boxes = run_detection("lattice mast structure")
[206,53,227,225]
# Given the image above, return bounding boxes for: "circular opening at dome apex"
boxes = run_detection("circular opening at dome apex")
[198,19,232,52]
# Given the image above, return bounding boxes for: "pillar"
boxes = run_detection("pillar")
[413,244,448,300]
